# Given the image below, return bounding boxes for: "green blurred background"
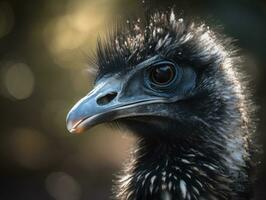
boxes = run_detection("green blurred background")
[0,0,265,199]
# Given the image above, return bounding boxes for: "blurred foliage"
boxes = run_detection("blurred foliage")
[0,0,265,199]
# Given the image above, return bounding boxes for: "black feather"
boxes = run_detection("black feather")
[88,10,258,200]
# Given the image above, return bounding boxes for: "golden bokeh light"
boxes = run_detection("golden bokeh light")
[43,0,116,69]
[0,1,14,38]
[46,172,81,200]
[4,62,35,100]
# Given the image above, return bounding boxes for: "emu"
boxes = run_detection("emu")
[66,11,257,200]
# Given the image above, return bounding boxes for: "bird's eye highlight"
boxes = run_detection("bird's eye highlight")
[150,63,176,86]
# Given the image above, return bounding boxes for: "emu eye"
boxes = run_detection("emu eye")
[150,63,176,86]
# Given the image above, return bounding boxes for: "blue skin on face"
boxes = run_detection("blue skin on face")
[66,55,197,134]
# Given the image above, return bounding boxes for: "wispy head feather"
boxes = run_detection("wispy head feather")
[92,10,235,79]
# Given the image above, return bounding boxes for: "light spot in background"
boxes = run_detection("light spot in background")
[42,0,113,69]
[6,128,52,169]
[4,62,35,100]
[0,1,14,38]
[46,172,81,200]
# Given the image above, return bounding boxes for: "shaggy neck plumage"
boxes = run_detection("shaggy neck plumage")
[115,131,251,200]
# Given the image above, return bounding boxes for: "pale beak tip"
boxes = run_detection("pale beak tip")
[67,125,82,135]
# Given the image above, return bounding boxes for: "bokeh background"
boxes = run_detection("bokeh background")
[0,0,265,199]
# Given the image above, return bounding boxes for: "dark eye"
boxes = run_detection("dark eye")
[150,64,176,85]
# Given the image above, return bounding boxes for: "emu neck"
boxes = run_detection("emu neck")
[116,137,250,200]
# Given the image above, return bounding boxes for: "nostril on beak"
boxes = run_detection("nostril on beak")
[96,92,118,105]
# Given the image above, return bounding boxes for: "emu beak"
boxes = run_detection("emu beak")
[66,77,121,134]
[66,76,163,134]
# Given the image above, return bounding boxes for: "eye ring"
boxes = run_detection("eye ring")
[149,62,177,87]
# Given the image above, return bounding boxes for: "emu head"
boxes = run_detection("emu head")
[65,11,256,199]
[66,11,251,144]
